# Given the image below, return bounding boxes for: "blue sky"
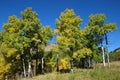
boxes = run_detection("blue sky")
[0,0,120,52]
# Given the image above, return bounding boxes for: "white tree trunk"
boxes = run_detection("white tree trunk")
[101,45,106,67]
[21,50,26,78]
[28,61,31,78]
[5,75,8,80]
[106,45,110,68]
[28,48,32,78]
[70,58,74,73]
[105,33,110,68]
[42,57,44,74]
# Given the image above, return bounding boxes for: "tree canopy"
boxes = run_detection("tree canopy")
[0,8,117,79]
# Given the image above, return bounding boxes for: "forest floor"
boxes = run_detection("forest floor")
[22,61,120,80]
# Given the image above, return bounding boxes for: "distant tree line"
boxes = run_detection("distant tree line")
[0,7,117,80]
[109,48,120,61]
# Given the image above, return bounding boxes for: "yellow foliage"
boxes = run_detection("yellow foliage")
[54,29,59,33]
[65,29,70,34]
[16,54,20,60]
[59,58,69,70]
[66,38,71,42]
[6,48,17,57]
[1,43,7,49]
[69,19,75,24]
[9,27,15,33]
[54,45,58,52]
[73,48,92,60]
[56,36,62,43]
[0,58,11,80]
[47,58,56,68]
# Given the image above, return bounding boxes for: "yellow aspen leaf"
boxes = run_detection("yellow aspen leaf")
[6,48,17,57]
[54,29,59,33]
[9,27,15,33]
[59,58,69,70]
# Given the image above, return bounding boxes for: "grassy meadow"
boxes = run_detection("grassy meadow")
[22,61,120,80]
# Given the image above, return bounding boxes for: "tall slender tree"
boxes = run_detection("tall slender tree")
[104,23,117,68]
[21,7,53,76]
[88,14,117,67]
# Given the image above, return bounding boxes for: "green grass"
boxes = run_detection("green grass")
[22,61,120,80]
